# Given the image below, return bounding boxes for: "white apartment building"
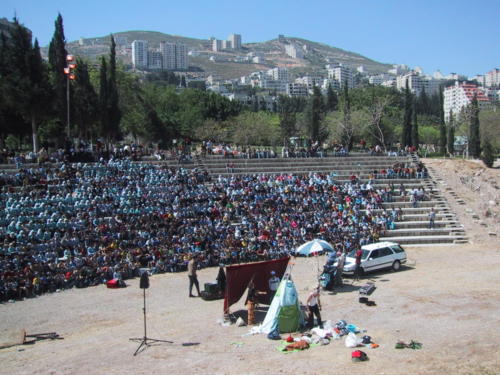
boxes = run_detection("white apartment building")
[388,64,409,75]
[259,77,288,92]
[443,82,490,122]
[295,75,323,88]
[175,43,188,70]
[396,72,441,96]
[212,39,222,52]
[327,64,354,89]
[485,68,500,88]
[228,34,242,50]
[321,78,340,91]
[148,51,163,70]
[132,40,148,69]
[160,42,176,70]
[267,67,289,82]
[285,43,304,59]
[369,74,394,85]
[286,83,309,97]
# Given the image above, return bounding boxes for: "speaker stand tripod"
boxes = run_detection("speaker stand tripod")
[129,288,172,356]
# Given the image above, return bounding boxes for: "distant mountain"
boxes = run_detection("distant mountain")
[42,30,393,79]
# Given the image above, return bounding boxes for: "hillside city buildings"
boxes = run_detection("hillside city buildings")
[122,32,499,121]
[131,39,188,70]
[211,34,242,52]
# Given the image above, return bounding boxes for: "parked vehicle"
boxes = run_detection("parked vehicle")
[342,241,407,275]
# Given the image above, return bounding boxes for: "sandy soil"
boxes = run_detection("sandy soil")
[1,159,499,375]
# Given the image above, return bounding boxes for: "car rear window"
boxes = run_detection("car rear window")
[391,245,405,253]
[379,247,393,257]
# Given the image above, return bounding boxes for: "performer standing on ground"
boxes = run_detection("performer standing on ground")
[268,270,280,301]
[188,255,201,297]
[245,278,265,325]
[306,286,323,329]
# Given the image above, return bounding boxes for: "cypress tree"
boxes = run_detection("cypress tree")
[481,139,494,168]
[3,19,50,152]
[468,93,481,158]
[402,80,413,147]
[341,84,353,149]
[98,56,109,140]
[411,98,419,149]
[278,95,296,143]
[107,35,121,141]
[438,88,447,154]
[307,85,326,142]
[73,58,98,139]
[447,110,454,156]
[325,84,338,111]
[48,13,68,138]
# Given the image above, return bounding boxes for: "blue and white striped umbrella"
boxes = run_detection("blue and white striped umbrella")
[295,239,334,256]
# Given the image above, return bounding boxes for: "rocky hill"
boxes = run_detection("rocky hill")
[46,30,392,79]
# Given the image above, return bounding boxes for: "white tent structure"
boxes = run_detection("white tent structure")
[258,277,304,334]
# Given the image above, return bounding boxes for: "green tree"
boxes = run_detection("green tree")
[411,98,419,149]
[438,88,447,154]
[402,80,413,147]
[481,139,495,167]
[107,35,121,141]
[98,56,109,140]
[72,58,98,139]
[278,95,297,144]
[468,93,481,158]
[48,13,68,140]
[447,110,455,155]
[340,84,353,149]
[1,19,51,152]
[325,84,338,112]
[306,86,327,142]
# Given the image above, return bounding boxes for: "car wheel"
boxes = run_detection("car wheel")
[392,260,401,271]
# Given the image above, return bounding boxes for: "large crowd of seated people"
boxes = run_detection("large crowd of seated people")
[0,146,425,302]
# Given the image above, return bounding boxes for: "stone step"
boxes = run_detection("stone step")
[385,228,465,236]
[379,235,468,245]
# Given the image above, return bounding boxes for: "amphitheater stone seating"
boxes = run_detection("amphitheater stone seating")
[185,152,467,245]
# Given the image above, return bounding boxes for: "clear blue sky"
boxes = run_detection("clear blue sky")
[2,0,499,77]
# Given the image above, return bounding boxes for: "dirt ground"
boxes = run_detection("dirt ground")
[1,159,499,375]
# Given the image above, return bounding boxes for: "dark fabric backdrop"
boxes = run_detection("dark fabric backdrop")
[223,257,290,313]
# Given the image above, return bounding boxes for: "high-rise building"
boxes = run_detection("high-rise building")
[132,40,148,69]
[267,67,289,81]
[396,71,442,96]
[160,42,176,70]
[485,68,500,88]
[443,82,490,122]
[212,39,222,52]
[175,43,188,70]
[228,34,241,49]
[327,64,354,89]
[148,51,163,70]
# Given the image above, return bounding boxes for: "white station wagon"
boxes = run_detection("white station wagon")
[342,241,407,275]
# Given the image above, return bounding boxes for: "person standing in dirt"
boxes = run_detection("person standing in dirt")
[353,248,363,282]
[187,255,201,297]
[306,286,323,329]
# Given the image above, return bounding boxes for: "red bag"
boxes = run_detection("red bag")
[106,279,119,289]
